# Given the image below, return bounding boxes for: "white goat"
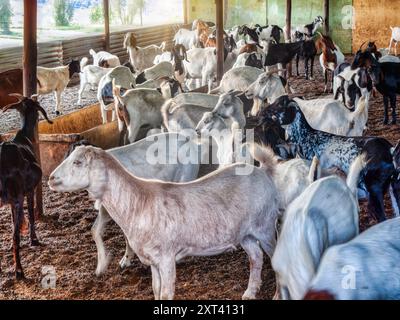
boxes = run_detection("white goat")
[173,28,199,50]
[389,27,400,56]
[97,66,136,124]
[244,71,287,116]
[210,66,264,94]
[113,81,176,143]
[49,145,280,300]
[36,59,81,115]
[294,96,369,136]
[135,61,174,84]
[184,47,237,92]
[89,49,120,68]
[84,133,201,275]
[161,93,221,132]
[123,32,166,73]
[305,217,400,300]
[78,57,111,104]
[271,155,365,300]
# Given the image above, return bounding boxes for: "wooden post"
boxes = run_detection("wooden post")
[266,0,269,25]
[216,0,224,82]
[23,0,42,218]
[285,0,292,77]
[183,0,188,25]
[103,0,110,51]
[324,0,329,35]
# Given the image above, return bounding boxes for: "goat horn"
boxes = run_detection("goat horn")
[2,93,25,112]
[359,41,367,50]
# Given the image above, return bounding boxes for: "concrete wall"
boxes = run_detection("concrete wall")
[353,0,400,53]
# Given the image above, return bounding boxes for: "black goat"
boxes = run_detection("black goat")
[238,26,262,48]
[295,40,317,80]
[244,52,264,69]
[264,42,303,71]
[353,50,400,124]
[0,94,52,279]
[259,95,400,222]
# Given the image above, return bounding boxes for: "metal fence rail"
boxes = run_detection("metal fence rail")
[0,23,185,73]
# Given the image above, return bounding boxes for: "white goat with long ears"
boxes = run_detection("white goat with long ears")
[293,95,369,136]
[78,57,112,105]
[113,79,182,143]
[123,32,166,73]
[244,71,287,116]
[68,133,200,275]
[49,145,280,300]
[97,66,136,124]
[89,49,121,68]
[305,217,400,300]
[210,66,264,94]
[272,154,366,300]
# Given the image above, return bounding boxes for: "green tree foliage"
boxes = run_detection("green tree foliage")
[90,5,104,24]
[54,0,75,27]
[111,0,146,25]
[0,0,13,34]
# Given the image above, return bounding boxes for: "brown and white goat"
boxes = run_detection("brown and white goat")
[37,59,81,115]
[316,33,344,92]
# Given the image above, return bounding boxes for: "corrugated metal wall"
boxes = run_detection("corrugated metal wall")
[0,23,180,73]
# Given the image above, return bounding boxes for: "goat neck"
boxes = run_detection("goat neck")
[92,153,152,239]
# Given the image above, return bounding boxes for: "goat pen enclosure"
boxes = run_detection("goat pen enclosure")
[0,23,182,73]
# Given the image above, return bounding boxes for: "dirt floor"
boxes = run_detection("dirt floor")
[0,57,399,300]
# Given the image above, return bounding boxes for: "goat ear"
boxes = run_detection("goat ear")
[31,94,39,102]
[36,103,53,124]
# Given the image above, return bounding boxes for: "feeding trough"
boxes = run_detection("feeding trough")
[0,103,120,177]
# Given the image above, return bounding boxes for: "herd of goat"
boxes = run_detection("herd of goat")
[1,16,400,300]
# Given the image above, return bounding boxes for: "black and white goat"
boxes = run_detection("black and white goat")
[259,95,400,223]
[0,94,52,279]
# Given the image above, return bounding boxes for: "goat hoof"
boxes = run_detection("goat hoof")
[15,270,25,280]
[242,290,257,300]
[31,239,40,247]
[383,118,389,125]
[391,119,397,125]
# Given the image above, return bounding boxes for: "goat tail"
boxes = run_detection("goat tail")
[160,99,175,131]
[160,41,167,52]
[308,156,321,184]
[247,143,277,177]
[80,57,89,70]
[209,85,221,94]
[346,153,368,200]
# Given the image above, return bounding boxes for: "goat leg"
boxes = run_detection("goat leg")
[324,70,328,93]
[296,55,300,76]
[383,95,389,124]
[27,192,40,246]
[310,56,314,80]
[12,200,25,279]
[367,187,386,223]
[390,94,397,125]
[305,58,309,80]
